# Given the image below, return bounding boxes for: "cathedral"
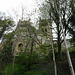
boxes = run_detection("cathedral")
[13,19,51,54]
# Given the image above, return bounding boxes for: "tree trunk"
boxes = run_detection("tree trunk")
[60,19,75,75]
[11,37,16,75]
[11,55,15,75]
[57,23,62,61]
[58,42,62,60]
[49,22,57,75]
[31,39,34,54]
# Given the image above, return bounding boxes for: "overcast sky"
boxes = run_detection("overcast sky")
[0,0,40,24]
[0,0,36,13]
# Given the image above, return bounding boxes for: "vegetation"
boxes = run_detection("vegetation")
[0,12,15,38]
[0,0,75,75]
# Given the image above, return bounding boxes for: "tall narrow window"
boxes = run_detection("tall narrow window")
[45,28,47,32]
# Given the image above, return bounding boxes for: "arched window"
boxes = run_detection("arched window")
[18,43,23,47]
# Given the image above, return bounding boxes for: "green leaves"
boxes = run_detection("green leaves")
[0,12,15,38]
[0,32,14,64]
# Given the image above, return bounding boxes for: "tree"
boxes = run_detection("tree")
[39,0,61,60]
[39,0,75,74]
[54,0,75,75]
[39,0,74,60]
[38,10,58,75]
[0,12,15,39]
[0,32,14,62]
[48,0,69,60]
[0,32,14,75]
[67,0,75,46]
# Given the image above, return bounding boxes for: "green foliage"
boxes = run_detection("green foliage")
[3,59,75,75]
[0,12,15,38]
[44,50,53,62]
[3,64,48,75]
[2,50,75,75]
[68,14,75,46]
[40,45,46,54]
[5,32,14,40]
[0,32,14,64]
[39,19,48,27]
[0,42,13,63]
[29,25,37,34]
[2,64,12,75]
[24,71,47,75]
[11,52,40,74]
[19,47,23,51]
[0,32,14,75]
[16,52,39,64]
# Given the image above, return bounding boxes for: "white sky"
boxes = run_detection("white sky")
[0,0,40,24]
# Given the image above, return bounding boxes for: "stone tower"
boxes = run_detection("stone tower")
[37,19,50,45]
[13,19,34,53]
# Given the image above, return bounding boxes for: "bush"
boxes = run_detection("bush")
[13,52,39,74]
[44,50,53,62]
[24,71,47,75]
